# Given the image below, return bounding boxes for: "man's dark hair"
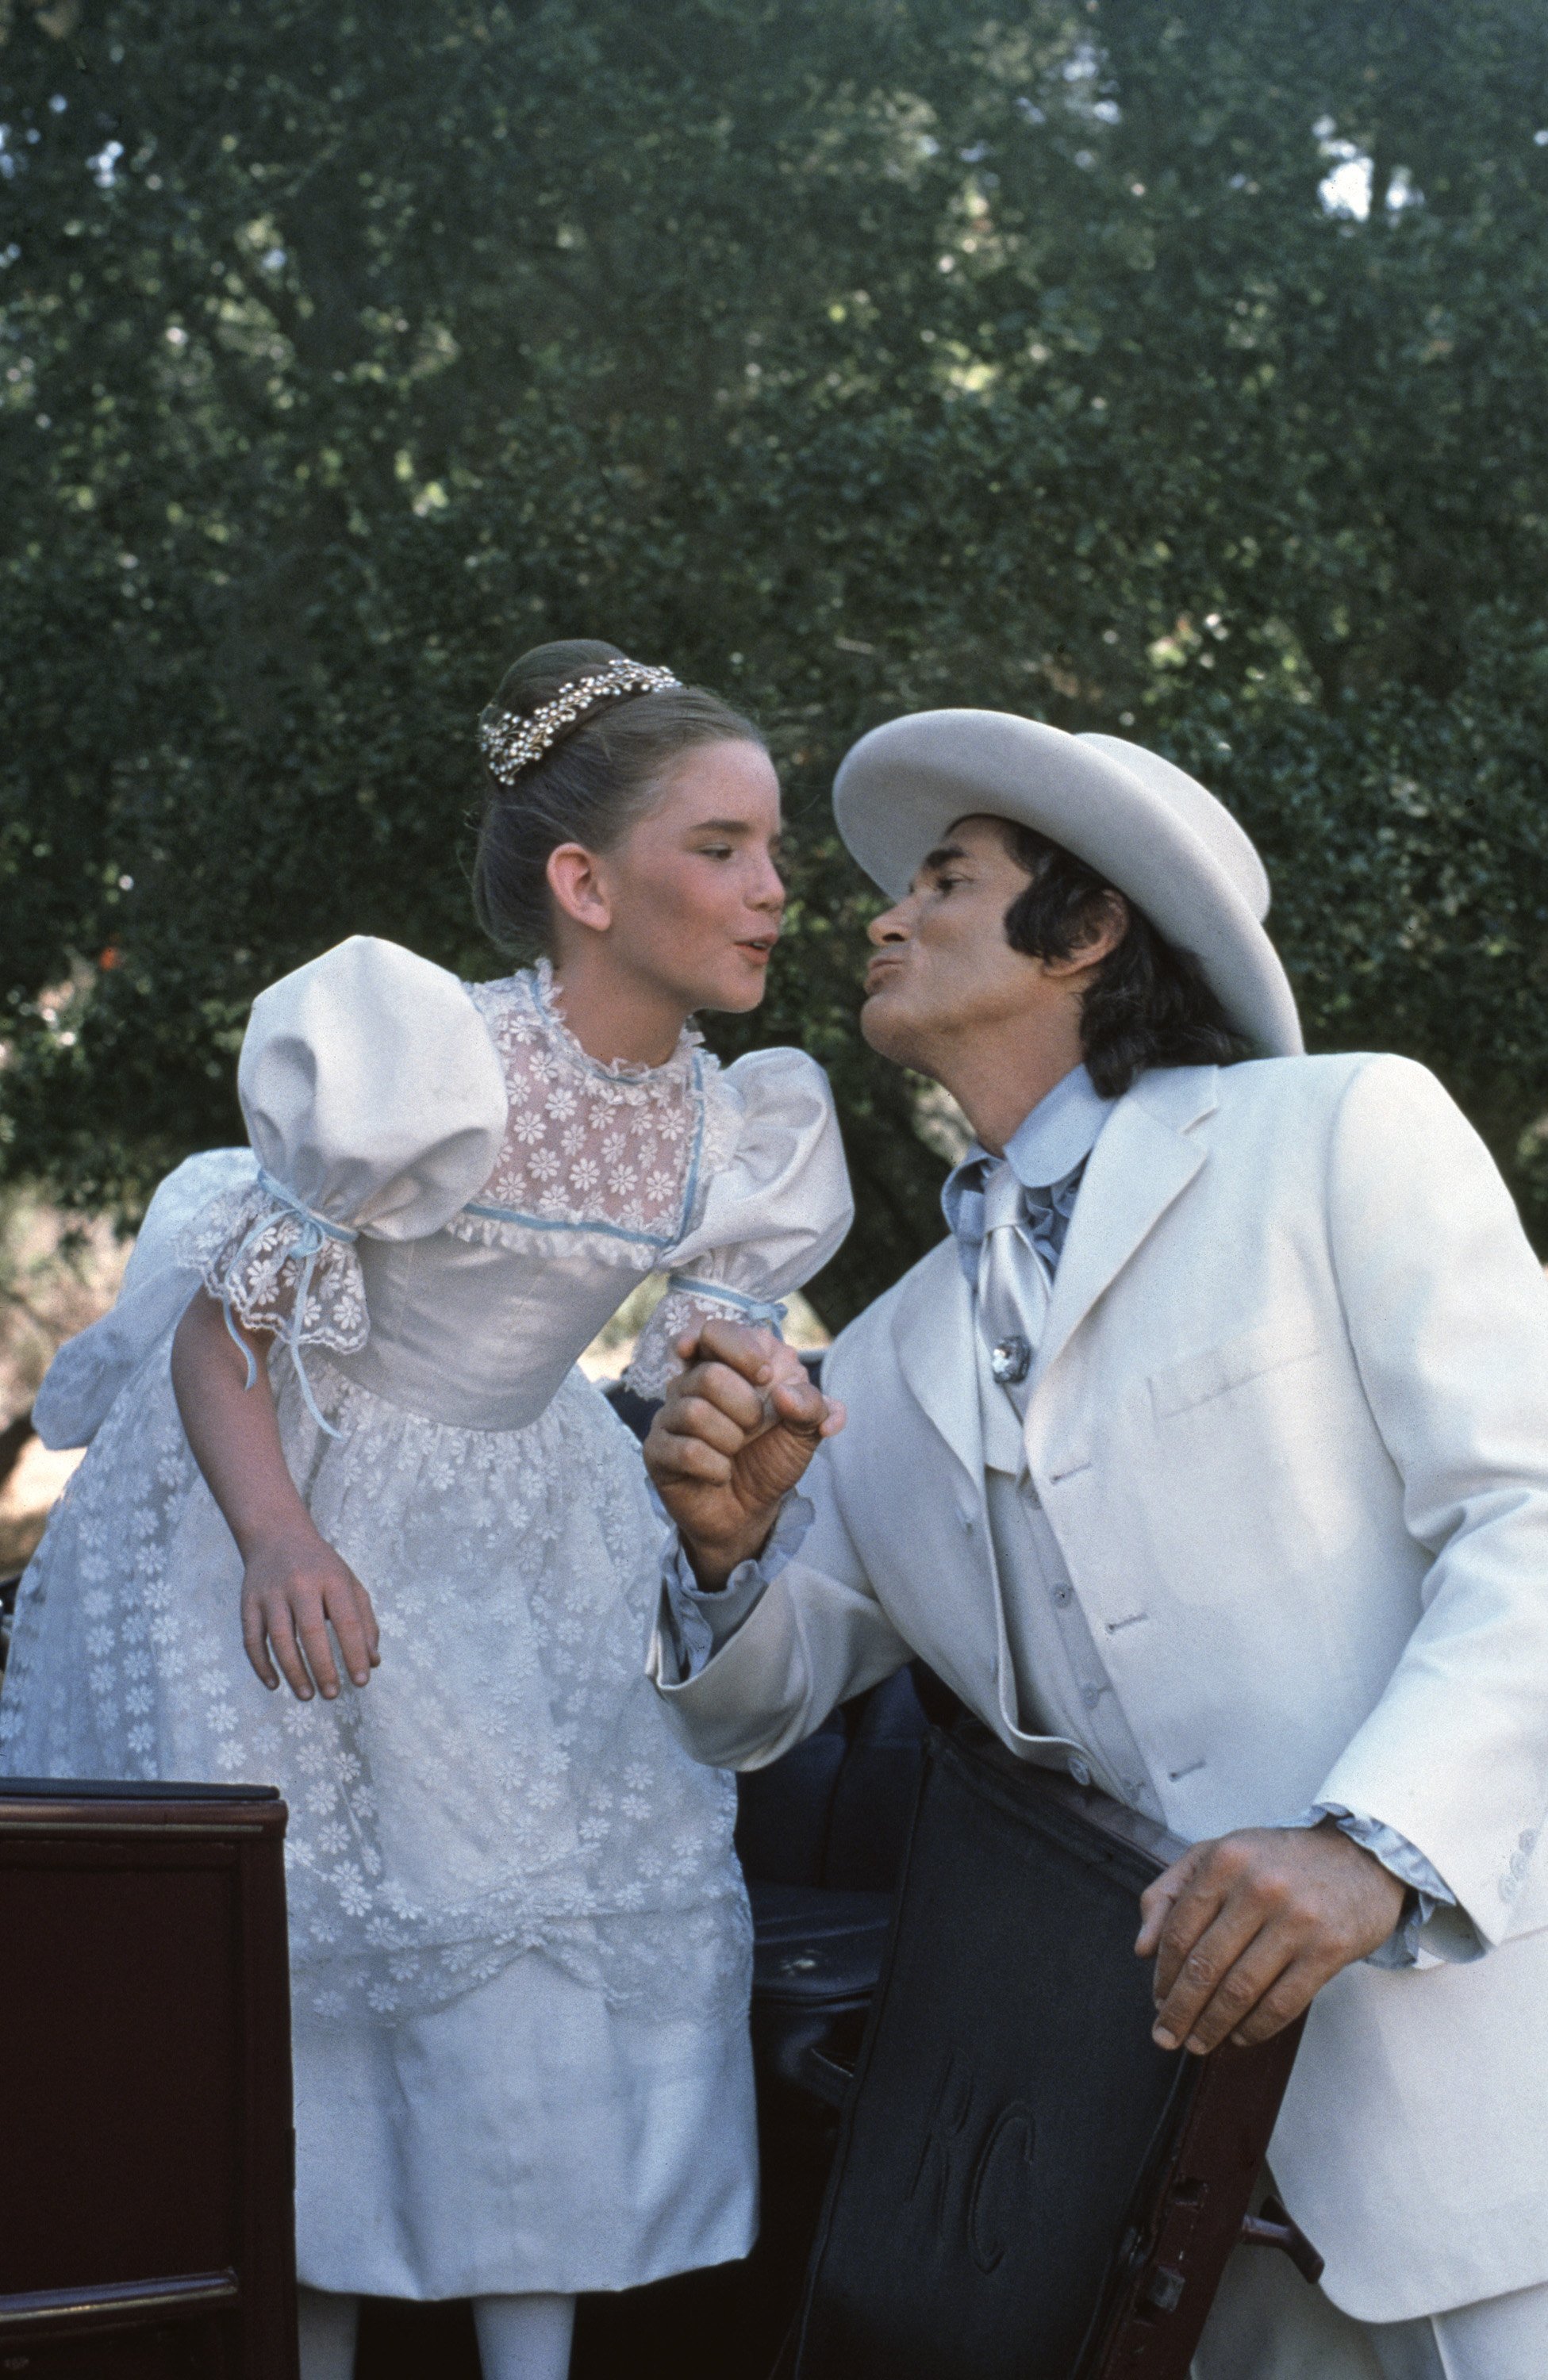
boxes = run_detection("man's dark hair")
[991,820,1249,1097]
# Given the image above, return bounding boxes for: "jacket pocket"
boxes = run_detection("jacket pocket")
[1148,1311,1322,1421]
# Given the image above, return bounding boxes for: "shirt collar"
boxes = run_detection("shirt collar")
[999,1062,1113,1194]
[941,1063,1115,1253]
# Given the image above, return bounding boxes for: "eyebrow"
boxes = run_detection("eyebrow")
[691,817,756,835]
[920,840,970,875]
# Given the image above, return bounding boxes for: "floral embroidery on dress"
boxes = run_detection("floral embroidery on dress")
[454,964,753,1387]
[460,961,718,1246]
[0,1348,749,2027]
[182,1178,368,1354]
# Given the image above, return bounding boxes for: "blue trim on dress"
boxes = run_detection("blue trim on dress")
[666,1276,787,1332]
[463,1044,712,1257]
[674,1051,708,1245]
[224,1169,359,1438]
[461,1201,674,1253]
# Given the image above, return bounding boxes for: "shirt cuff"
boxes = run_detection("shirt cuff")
[655,1488,814,1683]
[1277,1803,1463,1967]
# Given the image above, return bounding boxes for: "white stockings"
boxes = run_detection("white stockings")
[473,2292,576,2380]
[296,2287,359,2380]
[295,2286,574,2380]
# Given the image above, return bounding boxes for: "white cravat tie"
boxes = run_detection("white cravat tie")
[975,1159,1053,1418]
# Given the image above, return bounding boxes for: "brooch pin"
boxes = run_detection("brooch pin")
[990,1335,1032,1386]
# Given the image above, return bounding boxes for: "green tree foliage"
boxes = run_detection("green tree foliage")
[3,0,1548,1319]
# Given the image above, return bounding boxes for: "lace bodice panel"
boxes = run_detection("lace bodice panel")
[460,962,736,1253]
[113,943,844,1440]
[286,962,742,1428]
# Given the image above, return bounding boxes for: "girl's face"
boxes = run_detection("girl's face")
[547,739,786,1014]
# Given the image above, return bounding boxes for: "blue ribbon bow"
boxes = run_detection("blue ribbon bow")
[222,1168,360,1439]
[666,1273,789,1334]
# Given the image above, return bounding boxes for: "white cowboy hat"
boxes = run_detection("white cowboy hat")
[832,710,1303,1058]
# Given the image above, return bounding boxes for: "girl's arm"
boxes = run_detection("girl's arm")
[171,1290,380,1701]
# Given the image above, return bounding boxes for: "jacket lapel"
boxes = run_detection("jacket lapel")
[1034,1066,1219,1385]
[889,1239,985,1490]
[885,1068,1218,1476]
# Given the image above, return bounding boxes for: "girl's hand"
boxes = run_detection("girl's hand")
[170,1294,378,1702]
[240,1526,382,1701]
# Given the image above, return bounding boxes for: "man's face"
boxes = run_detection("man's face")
[860,813,1051,1070]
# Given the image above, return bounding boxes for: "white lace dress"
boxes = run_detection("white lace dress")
[0,936,852,2299]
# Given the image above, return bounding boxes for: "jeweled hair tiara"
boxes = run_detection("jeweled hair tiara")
[478,658,682,785]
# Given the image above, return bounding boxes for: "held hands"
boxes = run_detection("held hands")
[1135,1819,1407,2055]
[240,1524,382,1702]
[643,1318,846,1587]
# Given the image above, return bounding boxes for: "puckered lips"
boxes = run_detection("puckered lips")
[863,949,908,995]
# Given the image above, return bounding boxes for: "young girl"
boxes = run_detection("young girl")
[0,641,853,2379]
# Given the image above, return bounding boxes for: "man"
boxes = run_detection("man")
[644,710,1548,2379]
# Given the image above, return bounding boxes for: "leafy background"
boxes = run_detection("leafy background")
[4,0,1548,1321]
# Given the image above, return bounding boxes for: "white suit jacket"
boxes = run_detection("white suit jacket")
[651,1054,1548,2321]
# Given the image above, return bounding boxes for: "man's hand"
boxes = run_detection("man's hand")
[643,1318,846,1587]
[1135,1821,1407,2056]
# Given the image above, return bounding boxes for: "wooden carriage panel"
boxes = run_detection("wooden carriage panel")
[0,1783,298,2380]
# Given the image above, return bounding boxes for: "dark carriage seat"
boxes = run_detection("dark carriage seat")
[739,1664,927,2103]
[601,1369,930,2105]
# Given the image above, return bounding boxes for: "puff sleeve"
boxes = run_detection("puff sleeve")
[624,1046,854,1397]
[186,936,508,1426]
[36,939,508,1448]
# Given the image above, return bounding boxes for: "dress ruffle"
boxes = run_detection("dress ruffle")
[183,1178,369,1356]
[625,1287,774,1398]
